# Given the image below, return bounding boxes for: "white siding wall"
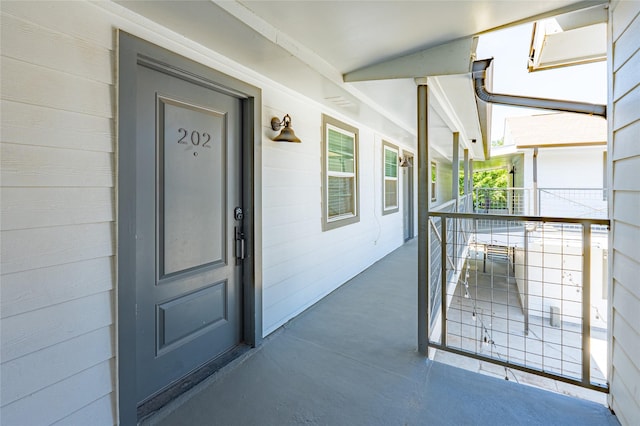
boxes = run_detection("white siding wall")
[0,1,413,423]
[609,1,640,425]
[522,147,606,189]
[260,86,412,335]
[536,147,606,188]
[0,3,117,424]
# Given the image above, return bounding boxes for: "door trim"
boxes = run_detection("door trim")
[117,31,262,425]
[402,150,415,241]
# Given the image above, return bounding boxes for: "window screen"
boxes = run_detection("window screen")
[383,143,399,214]
[322,115,359,230]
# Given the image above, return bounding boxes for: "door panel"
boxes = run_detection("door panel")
[160,98,227,275]
[403,156,414,241]
[135,64,243,404]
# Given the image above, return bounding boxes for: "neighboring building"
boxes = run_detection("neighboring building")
[486,112,608,218]
[0,2,638,426]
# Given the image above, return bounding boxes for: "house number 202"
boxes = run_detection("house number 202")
[177,128,212,148]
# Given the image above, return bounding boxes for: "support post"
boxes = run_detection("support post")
[582,223,592,386]
[468,160,474,206]
[533,148,539,216]
[463,149,469,210]
[417,82,430,355]
[441,217,448,346]
[524,228,530,336]
[452,132,460,210]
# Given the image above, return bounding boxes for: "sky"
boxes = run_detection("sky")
[475,23,607,143]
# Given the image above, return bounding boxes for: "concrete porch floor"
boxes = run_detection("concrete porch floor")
[144,239,618,426]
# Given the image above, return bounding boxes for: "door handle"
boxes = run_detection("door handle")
[235,227,245,264]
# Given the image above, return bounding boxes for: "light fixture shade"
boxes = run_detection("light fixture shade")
[273,127,301,143]
[271,114,301,143]
[399,157,411,168]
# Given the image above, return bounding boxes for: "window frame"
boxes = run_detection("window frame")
[322,114,360,231]
[382,141,400,215]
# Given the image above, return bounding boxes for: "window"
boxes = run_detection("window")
[431,161,437,202]
[322,114,359,230]
[383,141,399,215]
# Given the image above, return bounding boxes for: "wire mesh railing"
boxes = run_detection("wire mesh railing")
[429,196,472,325]
[473,187,608,220]
[538,188,607,219]
[427,212,609,391]
[473,187,531,215]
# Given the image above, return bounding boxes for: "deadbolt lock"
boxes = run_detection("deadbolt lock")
[234,207,244,221]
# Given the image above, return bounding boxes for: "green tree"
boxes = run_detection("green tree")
[459,168,509,203]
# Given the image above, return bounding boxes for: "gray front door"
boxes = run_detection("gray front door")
[403,154,414,241]
[134,62,243,403]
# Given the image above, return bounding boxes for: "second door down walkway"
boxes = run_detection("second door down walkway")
[145,239,618,426]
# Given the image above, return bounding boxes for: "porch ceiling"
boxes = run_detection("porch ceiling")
[115,0,605,158]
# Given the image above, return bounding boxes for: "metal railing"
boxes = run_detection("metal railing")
[538,188,607,219]
[427,211,609,391]
[474,187,531,215]
[429,196,472,326]
[473,187,607,219]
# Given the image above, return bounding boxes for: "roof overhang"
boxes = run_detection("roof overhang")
[528,4,607,72]
[343,37,478,82]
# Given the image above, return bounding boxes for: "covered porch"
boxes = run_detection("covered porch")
[143,240,617,425]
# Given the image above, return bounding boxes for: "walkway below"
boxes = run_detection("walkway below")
[145,239,618,426]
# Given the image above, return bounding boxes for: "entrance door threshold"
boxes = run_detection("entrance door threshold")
[138,344,252,423]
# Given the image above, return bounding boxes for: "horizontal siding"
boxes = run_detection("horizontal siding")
[1,257,114,319]
[1,187,114,231]
[612,223,640,271]
[610,2,640,426]
[260,101,406,335]
[612,281,640,355]
[612,83,640,131]
[1,326,113,406]
[1,143,114,187]
[1,56,113,118]
[1,291,113,362]
[611,368,640,426]
[0,12,114,85]
[262,218,321,248]
[612,0,640,41]
[0,359,114,426]
[611,120,640,161]
[612,311,640,375]
[52,394,116,426]
[1,223,114,275]
[612,250,640,301]
[1,100,113,153]
[612,155,640,191]
[0,2,113,51]
[264,230,375,304]
[0,4,117,424]
[613,191,640,228]
[611,347,640,424]
[613,10,640,72]
[613,44,640,101]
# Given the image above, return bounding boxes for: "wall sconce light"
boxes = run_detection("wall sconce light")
[399,156,412,168]
[270,114,301,143]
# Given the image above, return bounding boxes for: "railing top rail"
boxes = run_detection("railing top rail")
[432,198,457,212]
[539,187,607,191]
[474,187,530,191]
[429,211,610,226]
[473,187,606,191]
